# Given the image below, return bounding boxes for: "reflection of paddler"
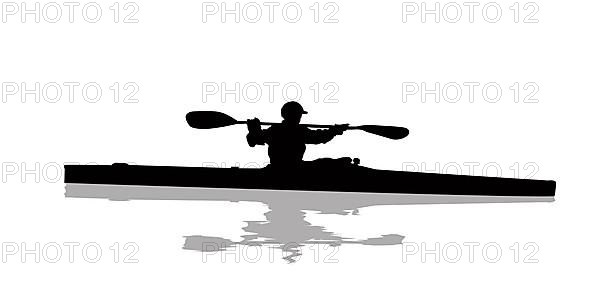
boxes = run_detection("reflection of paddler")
[242,200,344,263]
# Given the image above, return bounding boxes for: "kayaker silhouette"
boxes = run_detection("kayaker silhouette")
[246,101,349,168]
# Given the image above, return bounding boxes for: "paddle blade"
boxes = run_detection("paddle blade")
[356,125,409,140]
[186,111,239,129]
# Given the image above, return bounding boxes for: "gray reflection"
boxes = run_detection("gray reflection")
[66,184,554,262]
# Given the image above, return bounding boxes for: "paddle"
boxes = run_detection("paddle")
[186,111,409,140]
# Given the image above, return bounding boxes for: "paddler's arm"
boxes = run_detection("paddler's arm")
[246,118,269,147]
[305,124,348,144]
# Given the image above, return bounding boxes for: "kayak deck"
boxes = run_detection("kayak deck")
[64,163,556,197]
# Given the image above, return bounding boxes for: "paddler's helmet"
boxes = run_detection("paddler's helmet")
[281,101,308,120]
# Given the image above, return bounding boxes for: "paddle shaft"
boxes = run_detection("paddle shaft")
[234,120,355,129]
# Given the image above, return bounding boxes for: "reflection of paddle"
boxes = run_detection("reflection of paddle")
[186,111,409,140]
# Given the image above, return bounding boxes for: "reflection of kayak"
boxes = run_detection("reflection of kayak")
[64,161,556,198]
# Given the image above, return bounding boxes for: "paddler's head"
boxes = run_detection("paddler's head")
[281,101,307,125]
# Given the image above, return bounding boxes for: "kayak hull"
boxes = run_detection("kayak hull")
[64,163,556,197]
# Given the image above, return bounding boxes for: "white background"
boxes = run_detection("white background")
[1,0,598,299]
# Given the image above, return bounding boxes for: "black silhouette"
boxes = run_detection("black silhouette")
[65,103,555,198]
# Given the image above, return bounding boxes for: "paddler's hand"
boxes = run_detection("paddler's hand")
[246,118,261,131]
[332,124,349,135]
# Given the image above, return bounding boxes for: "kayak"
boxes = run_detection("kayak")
[64,160,556,198]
